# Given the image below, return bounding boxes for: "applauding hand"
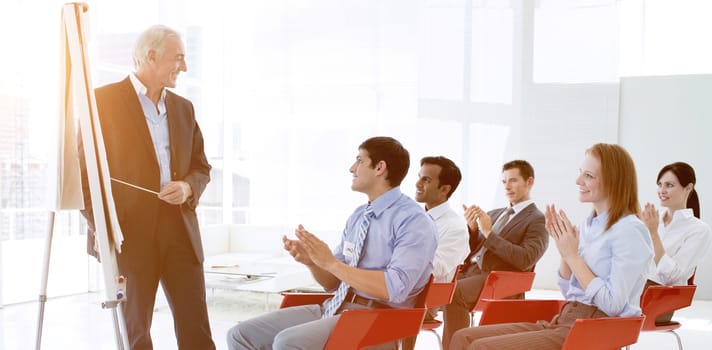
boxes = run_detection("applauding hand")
[545,204,579,260]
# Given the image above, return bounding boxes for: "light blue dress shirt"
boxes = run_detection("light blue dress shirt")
[331,186,438,308]
[558,212,653,317]
[129,74,171,188]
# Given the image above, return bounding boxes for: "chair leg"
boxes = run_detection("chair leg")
[669,330,683,350]
[425,329,444,350]
[411,330,444,350]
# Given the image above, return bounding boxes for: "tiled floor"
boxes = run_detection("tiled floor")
[1,289,710,349]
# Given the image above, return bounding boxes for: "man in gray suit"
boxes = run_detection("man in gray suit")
[442,160,548,349]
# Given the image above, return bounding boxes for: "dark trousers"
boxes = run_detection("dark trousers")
[117,202,215,350]
[442,264,489,349]
[449,301,608,350]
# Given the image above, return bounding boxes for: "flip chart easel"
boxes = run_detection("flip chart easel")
[35,3,129,349]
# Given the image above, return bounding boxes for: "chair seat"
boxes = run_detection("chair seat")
[420,320,443,331]
[651,321,681,331]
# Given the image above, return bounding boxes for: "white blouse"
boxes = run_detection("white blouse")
[648,208,712,285]
[427,201,469,283]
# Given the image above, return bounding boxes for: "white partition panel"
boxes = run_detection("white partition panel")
[620,74,712,300]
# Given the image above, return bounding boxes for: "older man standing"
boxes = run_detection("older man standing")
[81,25,215,349]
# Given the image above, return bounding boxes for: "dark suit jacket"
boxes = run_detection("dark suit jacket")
[81,77,211,263]
[465,203,547,272]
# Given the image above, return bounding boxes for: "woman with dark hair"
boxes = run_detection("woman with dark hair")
[448,143,653,350]
[642,162,712,286]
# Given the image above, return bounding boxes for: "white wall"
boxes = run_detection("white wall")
[619,74,712,300]
[521,83,620,293]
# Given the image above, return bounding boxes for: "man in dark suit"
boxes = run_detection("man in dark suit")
[442,160,548,349]
[80,25,215,350]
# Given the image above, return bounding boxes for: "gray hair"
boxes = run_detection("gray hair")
[132,25,182,70]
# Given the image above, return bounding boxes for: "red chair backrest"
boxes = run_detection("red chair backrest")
[413,274,435,308]
[325,308,427,350]
[478,299,644,350]
[640,285,696,330]
[325,275,437,349]
[562,316,645,350]
[687,267,697,285]
[280,273,437,349]
[473,270,535,311]
[478,299,565,325]
[423,264,461,309]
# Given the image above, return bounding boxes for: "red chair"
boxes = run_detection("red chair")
[279,279,432,350]
[323,308,427,349]
[640,285,697,350]
[478,299,645,350]
[469,270,536,326]
[418,265,462,349]
[478,299,565,325]
[279,292,333,309]
[687,268,696,285]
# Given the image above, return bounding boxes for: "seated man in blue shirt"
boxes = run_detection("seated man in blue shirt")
[226,136,438,350]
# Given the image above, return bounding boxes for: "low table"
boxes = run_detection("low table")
[204,253,319,310]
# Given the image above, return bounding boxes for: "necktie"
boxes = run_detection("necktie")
[322,204,374,318]
[471,207,514,269]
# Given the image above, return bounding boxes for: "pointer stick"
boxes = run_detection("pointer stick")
[110,178,159,195]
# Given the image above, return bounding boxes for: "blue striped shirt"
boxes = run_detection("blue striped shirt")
[332,186,438,308]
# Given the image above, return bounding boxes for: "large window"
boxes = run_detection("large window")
[619,0,712,76]
[2,0,469,304]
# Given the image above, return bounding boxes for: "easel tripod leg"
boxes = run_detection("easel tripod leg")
[103,299,130,349]
[112,307,125,349]
[35,211,55,350]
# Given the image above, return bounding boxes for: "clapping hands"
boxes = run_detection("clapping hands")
[283,224,336,269]
[545,204,580,259]
[640,203,660,235]
[462,204,494,236]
